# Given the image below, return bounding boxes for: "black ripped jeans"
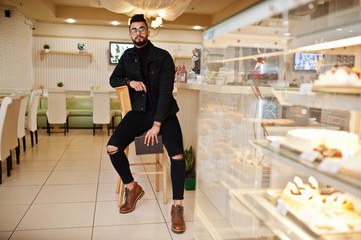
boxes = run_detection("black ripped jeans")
[107,110,185,200]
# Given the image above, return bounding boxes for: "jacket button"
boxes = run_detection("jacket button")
[135,59,138,62]
[141,107,144,110]
[142,94,144,96]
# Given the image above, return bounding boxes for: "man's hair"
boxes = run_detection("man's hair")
[129,14,148,28]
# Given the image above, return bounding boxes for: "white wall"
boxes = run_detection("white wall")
[33,36,201,90]
[32,22,202,91]
[0,10,33,93]
[0,17,202,92]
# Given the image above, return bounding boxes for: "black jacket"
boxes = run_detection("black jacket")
[110,41,179,123]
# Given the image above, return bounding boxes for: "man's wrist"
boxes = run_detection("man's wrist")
[153,121,161,128]
[126,80,132,86]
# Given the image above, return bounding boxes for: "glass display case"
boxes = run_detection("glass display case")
[192,0,361,239]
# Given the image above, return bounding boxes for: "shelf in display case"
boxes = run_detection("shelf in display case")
[252,140,361,198]
[230,189,361,240]
[273,88,361,112]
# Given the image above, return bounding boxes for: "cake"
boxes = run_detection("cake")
[286,129,359,157]
[314,67,361,86]
[281,176,356,210]
[279,176,361,234]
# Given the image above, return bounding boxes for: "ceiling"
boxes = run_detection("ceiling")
[0,0,262,30]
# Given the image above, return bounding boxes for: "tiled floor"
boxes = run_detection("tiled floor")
[0,129,195,240]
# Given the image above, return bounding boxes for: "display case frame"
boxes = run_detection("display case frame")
[193,0,361,239]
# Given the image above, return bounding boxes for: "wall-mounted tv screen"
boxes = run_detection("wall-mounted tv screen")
[109,42,133,64]
[294,52,323,71]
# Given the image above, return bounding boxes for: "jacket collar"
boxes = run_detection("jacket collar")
[129,41,156,62]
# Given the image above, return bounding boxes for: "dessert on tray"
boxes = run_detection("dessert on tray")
[278,176,361,235]
[314,67,361,86]
[285,129,359,157]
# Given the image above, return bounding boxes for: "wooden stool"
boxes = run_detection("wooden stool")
[114,86,168,206]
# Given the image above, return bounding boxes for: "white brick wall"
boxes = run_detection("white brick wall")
[0,10,33,93]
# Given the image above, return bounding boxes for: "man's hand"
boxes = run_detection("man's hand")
[129,80,147,92]
[144,122,161,146]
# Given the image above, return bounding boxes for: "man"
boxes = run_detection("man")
[107,14,186,233]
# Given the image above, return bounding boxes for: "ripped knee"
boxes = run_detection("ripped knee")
[171,154,183,160]
[107,145,118,155]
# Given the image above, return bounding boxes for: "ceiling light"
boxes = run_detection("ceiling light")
[66,18,76,23]
[151,20,160,29]
[336,28,342,31]
[284,32,291,36]
[111,21,120,25]
[155,17,163,25]
[193,26,202,30]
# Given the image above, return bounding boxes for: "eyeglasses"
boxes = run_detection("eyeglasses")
[130,27,147,34]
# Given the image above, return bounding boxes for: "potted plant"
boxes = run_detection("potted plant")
[43,44,50,52]
[57,82,64,87]
[184,146,196,190]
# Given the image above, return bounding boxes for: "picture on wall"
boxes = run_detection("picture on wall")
[294,52,323,71]
[109,42,133,64]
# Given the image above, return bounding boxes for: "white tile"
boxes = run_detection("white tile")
[34,184,97,203]
[17,202,95,230]
[167,221,194,240]
[94,200,164,226]
[45,171,99,185]
[10,227,93,240]
[93,223,172,240]
[0,205,29,231]
[0,172,50,186]
[0,186,41,205]
[159,198,196,222]
[54,160,100,171]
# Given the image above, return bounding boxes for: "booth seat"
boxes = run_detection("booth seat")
[36,95,122,128]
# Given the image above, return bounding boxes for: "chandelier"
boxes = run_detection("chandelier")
[98,0,192,21]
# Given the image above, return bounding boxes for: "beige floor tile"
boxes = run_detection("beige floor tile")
[100,158,114,170]
[96,183,119,202]
[22,151,64,161]
[45,171,99,185]
[11,160,57,172]
[54,160,100,171]
[98,170,118,184]
[94,200,164,226]
[159,198,196,222]
[34,184,97,203]
[0,231,12,240]
[0,205,29,231]
[17,202,95,230]
[10,227,93,240]
[0,172,50,186]
[60,151,102,161]
[0,186,41,205]
[92,223,172,240]
[167,221,195,240]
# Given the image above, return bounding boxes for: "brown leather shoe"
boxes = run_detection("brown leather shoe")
[171,205,186,233]
[119,182,144,213]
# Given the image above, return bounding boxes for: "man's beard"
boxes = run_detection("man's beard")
[133,37,148,47]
